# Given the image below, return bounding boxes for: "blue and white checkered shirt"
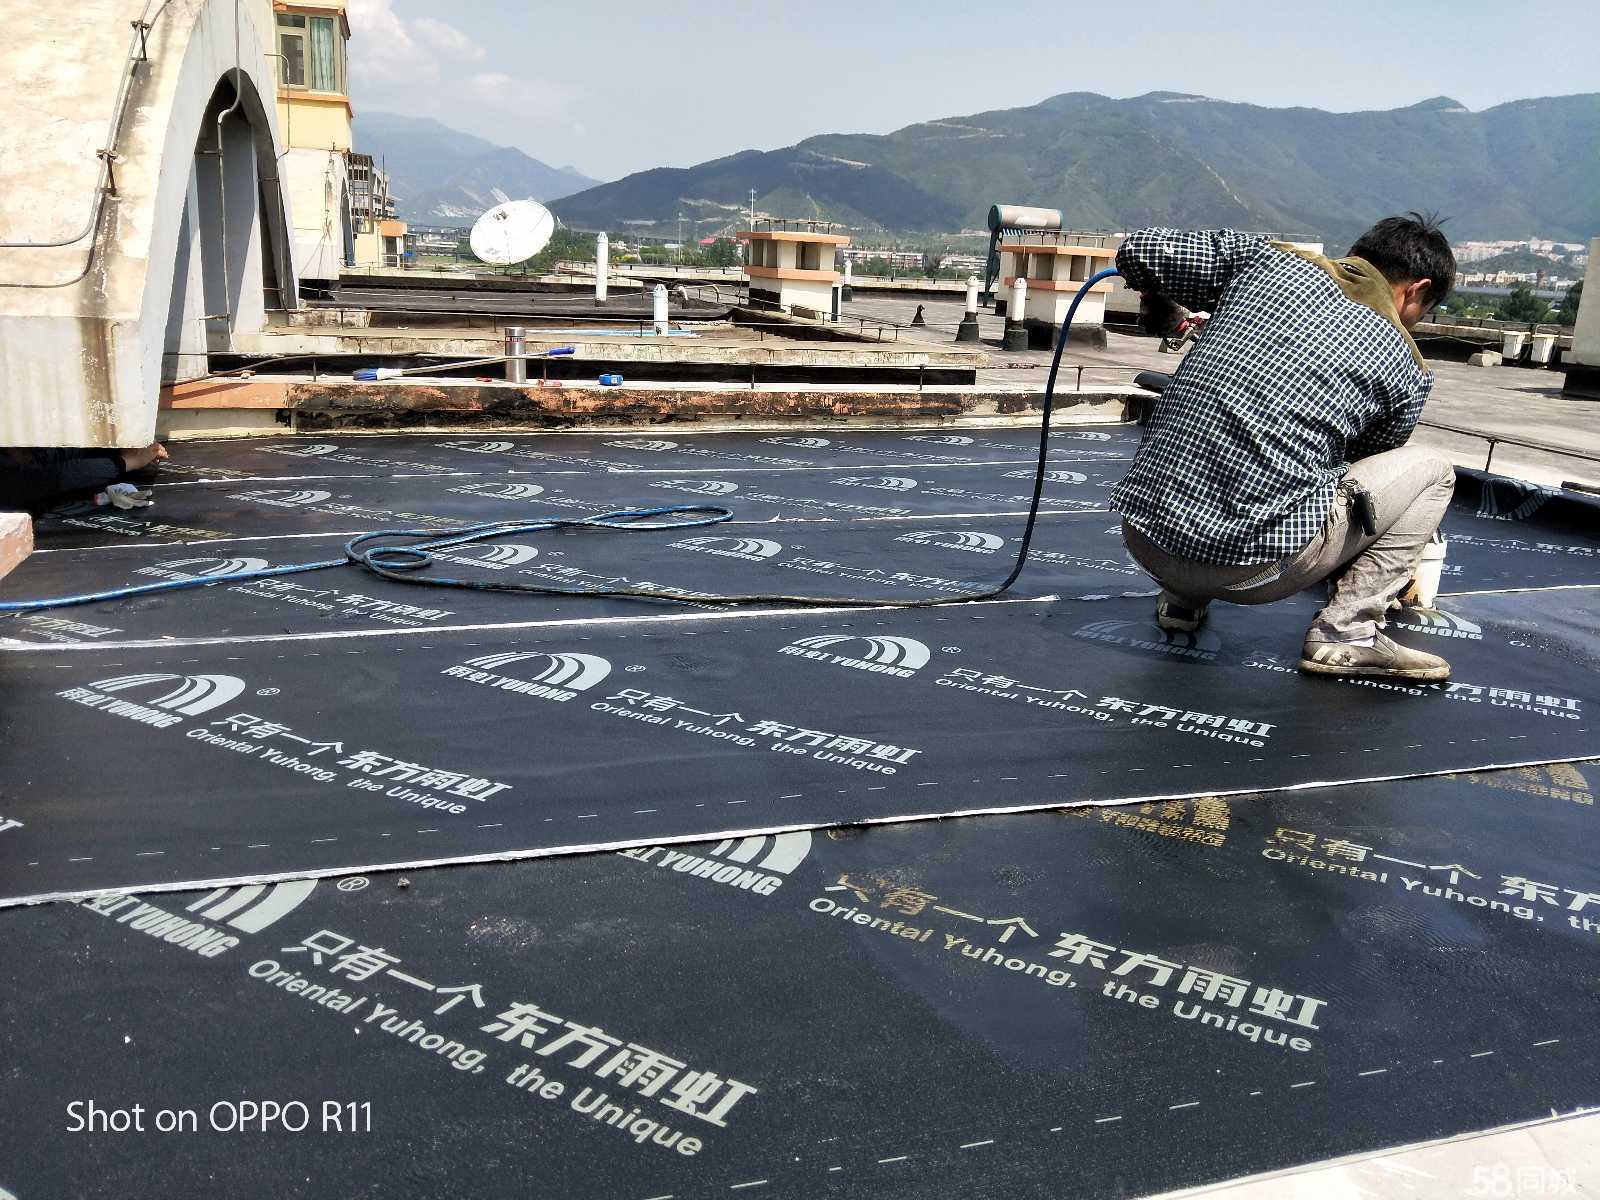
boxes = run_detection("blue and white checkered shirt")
[1112,228,1433,566]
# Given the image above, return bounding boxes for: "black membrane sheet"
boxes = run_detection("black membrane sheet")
[0,765,1596,1199]
[1,588,1596,904]
[4,430,1597,648]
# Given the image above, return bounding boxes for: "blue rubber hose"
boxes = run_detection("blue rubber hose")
[0,270,1120,614]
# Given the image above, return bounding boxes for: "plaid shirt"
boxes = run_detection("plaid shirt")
[1111,228,1433,566]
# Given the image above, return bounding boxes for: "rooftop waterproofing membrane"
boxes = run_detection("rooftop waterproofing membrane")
[2,423,1598,1197]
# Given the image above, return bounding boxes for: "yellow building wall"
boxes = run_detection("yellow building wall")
[275,93,352,152]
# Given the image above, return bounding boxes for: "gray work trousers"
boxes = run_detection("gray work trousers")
[1122,445,1457,641]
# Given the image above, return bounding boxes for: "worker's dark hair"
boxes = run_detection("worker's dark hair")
[1349,212,1456,306]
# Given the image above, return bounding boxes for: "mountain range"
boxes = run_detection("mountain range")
[545,91,1600,248]
[352,112,599,225]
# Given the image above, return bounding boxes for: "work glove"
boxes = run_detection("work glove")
[1139,293,1191,338]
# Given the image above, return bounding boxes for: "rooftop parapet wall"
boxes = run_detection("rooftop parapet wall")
[0,0,295,448]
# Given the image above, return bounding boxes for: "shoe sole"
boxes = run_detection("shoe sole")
[1297,659,1450,681]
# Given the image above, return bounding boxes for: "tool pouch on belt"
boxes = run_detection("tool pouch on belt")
[1340,481,1379,536]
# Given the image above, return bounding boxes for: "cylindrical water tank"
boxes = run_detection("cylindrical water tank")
[988,205,1063,233]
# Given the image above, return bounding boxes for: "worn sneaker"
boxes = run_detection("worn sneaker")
[1156,597,1209,633]
[1298,632,1450,681]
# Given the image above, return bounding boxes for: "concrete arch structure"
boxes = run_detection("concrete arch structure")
[0,0,297,448]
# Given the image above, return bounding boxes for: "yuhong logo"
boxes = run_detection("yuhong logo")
[137,555,270,580]
[75,880,316,963]
[670,536,782,561]
[894,530,1004,554]
[605,439,678,451]
[58,673,248,727]
[1074,619,1219,661]
[232,488,332,508]
[1004,468,1087,484]
[906,434,974,445]
[434,543,537,569]
[449,481,545,500]
[1390,610,1483,641]
[760,436,829,448]
[619,831,812,897]
[442,651,612,701]
[780,633,931,677]
[1477,485,1557,522]
[651,479,738,496]
[438,439,516,454]
[833,476,918,491]
[263,442,338,457]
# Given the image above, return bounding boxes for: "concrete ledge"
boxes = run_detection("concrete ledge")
[159,377,1138,434]
[0,512,33,582]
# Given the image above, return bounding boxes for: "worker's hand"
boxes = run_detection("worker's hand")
[1139,293,1191,338]
[118,442,168,473]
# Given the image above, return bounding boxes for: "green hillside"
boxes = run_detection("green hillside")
[549,92,1600,246]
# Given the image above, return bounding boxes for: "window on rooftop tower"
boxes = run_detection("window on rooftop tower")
[276,13,306,87]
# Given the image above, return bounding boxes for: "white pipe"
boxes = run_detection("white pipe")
[965,274,979,314]
[1010,275,1028,320]
[843,259,853,287]
[595,232,608,303]
[652,283,669,336]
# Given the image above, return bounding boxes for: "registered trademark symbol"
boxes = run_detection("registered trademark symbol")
[337,877,368,892]
[625,665,646,672]
[255,688,280,696]
[941,646,961,654]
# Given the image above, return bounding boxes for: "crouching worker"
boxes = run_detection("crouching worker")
[1112,214,1458,680]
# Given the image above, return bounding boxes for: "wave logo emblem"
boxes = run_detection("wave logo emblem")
[90,673,248,716]
[833,476,918,491]
[440,543,538,569]
[607,439,678,451]
[1392,609,1483,641]
[451,651,613,700]
[671,536,782,561]
[653,478,738,496]
[453,481,545,500]
[761,436,830,448]
[906,434,974,445]
[185,881,317,934]
[708,831,812,874]
[1005,468,1087,484]
[156,556,271,577]
[895,530,1003,554]
[264,443,338,458]
[235,488,332,508]
[1074,618,1220,660]
[439,439,517,454]
[1053,430,1113,442]
[781,633,931,677]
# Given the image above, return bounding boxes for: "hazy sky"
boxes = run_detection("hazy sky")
[346,0,1600,182]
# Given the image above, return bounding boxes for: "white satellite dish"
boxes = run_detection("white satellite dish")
[470,199,556,266]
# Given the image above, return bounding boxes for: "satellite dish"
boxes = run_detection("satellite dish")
[470,199,555,266]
